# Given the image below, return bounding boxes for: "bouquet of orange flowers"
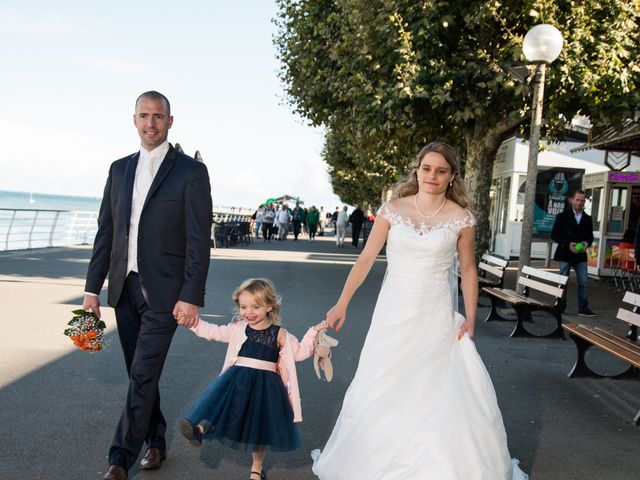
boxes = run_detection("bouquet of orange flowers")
[64,309,106,352]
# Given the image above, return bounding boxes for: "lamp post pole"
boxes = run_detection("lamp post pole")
[515,24,563,292]
[517,63,546,288]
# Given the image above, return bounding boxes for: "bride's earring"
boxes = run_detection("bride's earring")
[449,180,453,188]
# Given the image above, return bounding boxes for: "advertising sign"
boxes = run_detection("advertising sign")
[533,167,585,237]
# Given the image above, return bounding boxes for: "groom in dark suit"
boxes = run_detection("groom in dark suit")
[83,91,212,480]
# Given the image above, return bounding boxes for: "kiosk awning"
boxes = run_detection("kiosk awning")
[571,119,640,154]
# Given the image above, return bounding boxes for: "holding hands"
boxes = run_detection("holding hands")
[174,301,200,328]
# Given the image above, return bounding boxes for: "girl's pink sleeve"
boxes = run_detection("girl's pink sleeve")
[287,327,319,362]
[189,320,234,343]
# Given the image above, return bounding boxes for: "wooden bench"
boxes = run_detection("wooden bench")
[483,266,568,338]
[477,254,509,321]
[562,291,640,424]
[458,253,509,321]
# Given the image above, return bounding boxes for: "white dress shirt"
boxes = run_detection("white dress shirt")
[127,141,170,274]
[573,208,583,225]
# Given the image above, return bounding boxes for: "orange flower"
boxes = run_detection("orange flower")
[86,331,97,339]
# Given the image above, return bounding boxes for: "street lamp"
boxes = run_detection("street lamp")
[517,24,563,290]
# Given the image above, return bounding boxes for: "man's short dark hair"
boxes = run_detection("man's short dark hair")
[571,189,586,198]
[135,91,171,115]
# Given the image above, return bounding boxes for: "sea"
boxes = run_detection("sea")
[0,190,101,251]
[0,190,101,212]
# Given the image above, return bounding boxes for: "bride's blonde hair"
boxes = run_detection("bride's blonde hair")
[391,142,473,209]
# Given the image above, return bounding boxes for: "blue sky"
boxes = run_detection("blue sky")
[0,1,342,210]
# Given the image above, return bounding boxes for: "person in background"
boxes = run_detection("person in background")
[332,207,340,234]
[255,205,265,239]
[301,208,309,236]
[292,202,304,240]
[277,204,291,241]
[620,228,635,250]
[550,189,596,317]
[307,206,320,240]
[335,206,349,247]
[262,205,276,242]
[319,207,326,236]
[349,205,365,248]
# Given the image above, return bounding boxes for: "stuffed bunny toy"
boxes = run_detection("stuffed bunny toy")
[314,329,339,382]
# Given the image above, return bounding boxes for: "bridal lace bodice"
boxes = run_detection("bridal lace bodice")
[378,201,476,282]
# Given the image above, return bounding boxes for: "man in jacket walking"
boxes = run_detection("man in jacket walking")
[550,189,595,316]
[83,91,212,479]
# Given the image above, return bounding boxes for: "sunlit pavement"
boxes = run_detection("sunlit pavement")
[1,236,639,479]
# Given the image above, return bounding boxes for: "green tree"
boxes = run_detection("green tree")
[275,0,640,253]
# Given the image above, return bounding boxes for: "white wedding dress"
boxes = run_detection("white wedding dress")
[312,202,528,480]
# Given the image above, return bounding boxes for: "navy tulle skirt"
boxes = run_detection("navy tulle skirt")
[184,365,301,452]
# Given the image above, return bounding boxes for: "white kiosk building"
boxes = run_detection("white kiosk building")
[489,135,640,261]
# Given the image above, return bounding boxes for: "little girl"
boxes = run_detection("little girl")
[178,278,325,480]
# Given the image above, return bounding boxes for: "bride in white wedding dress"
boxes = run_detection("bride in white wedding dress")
[311,142,528,480]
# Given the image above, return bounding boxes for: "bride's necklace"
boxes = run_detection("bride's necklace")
[414,194,446,219]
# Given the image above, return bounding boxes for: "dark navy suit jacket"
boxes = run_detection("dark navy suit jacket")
[85,145,212,312]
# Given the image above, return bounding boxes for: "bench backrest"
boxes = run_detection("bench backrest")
[617,291,640,341]
[517,265,568,301]
[479,253,508,281]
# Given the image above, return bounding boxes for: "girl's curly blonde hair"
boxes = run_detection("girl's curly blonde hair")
[231,278,281,325]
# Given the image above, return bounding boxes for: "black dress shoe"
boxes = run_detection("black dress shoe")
[139,447,166,470]
[103,465,127,480]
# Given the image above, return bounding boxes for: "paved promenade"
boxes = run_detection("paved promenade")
[1,236,639,479]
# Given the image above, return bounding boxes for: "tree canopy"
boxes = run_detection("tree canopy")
[274,0,640,251]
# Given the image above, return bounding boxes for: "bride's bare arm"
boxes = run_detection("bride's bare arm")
[326,217,390,332]
[457,226,478,339]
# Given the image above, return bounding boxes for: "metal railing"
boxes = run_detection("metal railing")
[0,209,98,251]
[0,207,254,252]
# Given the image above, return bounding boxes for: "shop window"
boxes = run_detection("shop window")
[584,187,602,232]
[515,175,527,222]
[498,177,511,234]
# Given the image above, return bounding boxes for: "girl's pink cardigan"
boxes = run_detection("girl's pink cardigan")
[189,319,318,422]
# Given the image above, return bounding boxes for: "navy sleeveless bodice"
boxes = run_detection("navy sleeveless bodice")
[238,324,280,362]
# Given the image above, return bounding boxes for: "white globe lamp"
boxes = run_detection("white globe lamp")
[523,24,563,64]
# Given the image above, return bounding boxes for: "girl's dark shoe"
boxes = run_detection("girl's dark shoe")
[179,418,203,446]
[250,471,267,480]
